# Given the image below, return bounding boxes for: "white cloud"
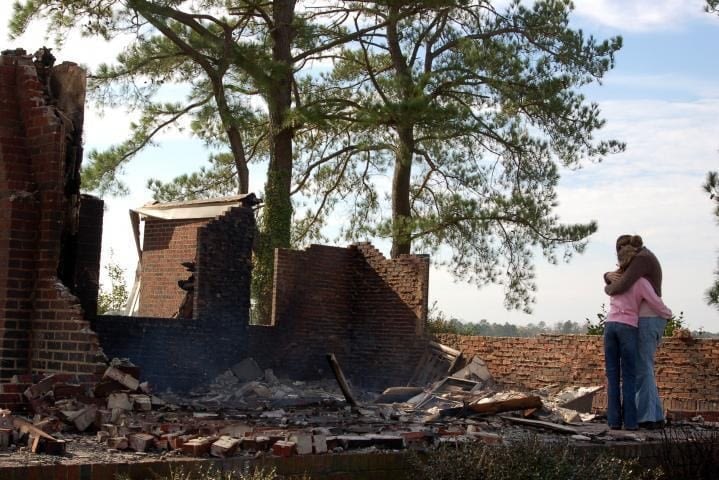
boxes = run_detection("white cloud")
[572,0,710,32]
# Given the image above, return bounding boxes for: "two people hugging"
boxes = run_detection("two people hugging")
[603,234,672,431]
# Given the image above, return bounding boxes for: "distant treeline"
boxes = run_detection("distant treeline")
[428,304,719,338]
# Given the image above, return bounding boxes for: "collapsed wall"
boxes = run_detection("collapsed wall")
[95,205,432,392]
[0,49,105,391]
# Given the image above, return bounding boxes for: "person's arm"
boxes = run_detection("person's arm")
[635,279,672,319]
[604,255,652,296]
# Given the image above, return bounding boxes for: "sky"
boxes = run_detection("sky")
[1,1,718,332]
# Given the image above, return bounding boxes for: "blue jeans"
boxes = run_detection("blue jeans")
[636,316,666,423]
[604,321,638,429]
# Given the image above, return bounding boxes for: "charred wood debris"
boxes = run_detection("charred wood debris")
[0,343,708,460]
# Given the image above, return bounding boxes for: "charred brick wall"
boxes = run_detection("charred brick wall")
[0,50,105,383]
[74,194,104,319]
[249,243,430,390]
[438,333,719,409]
[137,218,207,317]
[348,244,430,388]
[94,207,256,392]
[194,206,255,321]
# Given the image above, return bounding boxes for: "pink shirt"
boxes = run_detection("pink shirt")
[606,277,672,327]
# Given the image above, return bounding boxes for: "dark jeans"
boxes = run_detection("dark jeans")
[604,321,638,429]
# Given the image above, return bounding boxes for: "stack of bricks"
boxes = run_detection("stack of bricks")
[0,49,105,387]
[0,373,101,412]
[437,333,719,412]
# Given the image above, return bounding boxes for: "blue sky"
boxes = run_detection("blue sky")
[2,1,718,331]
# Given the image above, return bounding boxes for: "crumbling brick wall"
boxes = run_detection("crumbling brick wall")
[249,243,430,390]
[0,50,105,383]
[438,333,719,410]
[137,218,207,317]
[95,207,256,392]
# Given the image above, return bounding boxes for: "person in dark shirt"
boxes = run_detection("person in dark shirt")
[603,235,667,429]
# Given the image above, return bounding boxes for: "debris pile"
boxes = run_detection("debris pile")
[2,349,702,462]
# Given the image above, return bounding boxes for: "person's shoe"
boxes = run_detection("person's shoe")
[638,420,665,430]
[624,426,639,431]
[608,424,622,430]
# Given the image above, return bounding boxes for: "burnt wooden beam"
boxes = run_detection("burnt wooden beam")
[326,353,358,408]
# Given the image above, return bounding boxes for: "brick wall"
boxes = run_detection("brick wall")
[438,333,719,411]
[137,218,207,317]
[251,243,430,390]
[194,206,255,321]
[95,207,256,392]
[0,50,105,383]
[75,195,104,319]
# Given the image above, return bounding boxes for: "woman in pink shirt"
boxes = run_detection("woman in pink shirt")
[604,245,672,430]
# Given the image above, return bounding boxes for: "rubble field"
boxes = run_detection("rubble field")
[1,351,717,469]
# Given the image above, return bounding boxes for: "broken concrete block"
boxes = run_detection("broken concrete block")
[289,433,313,455]
[108,393,133,411]
[211,436,240,457]
[272,440,296,457]
[107,437,129,450]
[454,356,493,383]
[128,433,155,452]
[70,405,98,432]
[97,431,110,443]
[312,434,328,454]
[103,367,139,391]
[130,394,152,411]
[557,386,604,413]
[231,358,263,382]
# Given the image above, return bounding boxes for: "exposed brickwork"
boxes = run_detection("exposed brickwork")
[95,207,256,392]
[0,50,105,384]
[75,195,104,320]
[194,206,255,321]
[253,242,430,389]
[137,218,206,317]
[438,333,719,413]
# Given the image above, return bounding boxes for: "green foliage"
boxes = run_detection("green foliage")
[707,0,719,13]
[585,305,686,337]
[117,465,284,480]
[298,0,623,312]
[704,171,719,310]
[13,0,625,315]
[585,304,608,335]
[97,254,128,315]
[410,435,661,480]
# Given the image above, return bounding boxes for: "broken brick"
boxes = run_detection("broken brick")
[128,433,155,452]
[272,440,296,457]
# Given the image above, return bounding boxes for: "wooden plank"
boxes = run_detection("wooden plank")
[467,396,543,416]
[325,353,358,408]
[429,341,461,358]
[501,416,578,435]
